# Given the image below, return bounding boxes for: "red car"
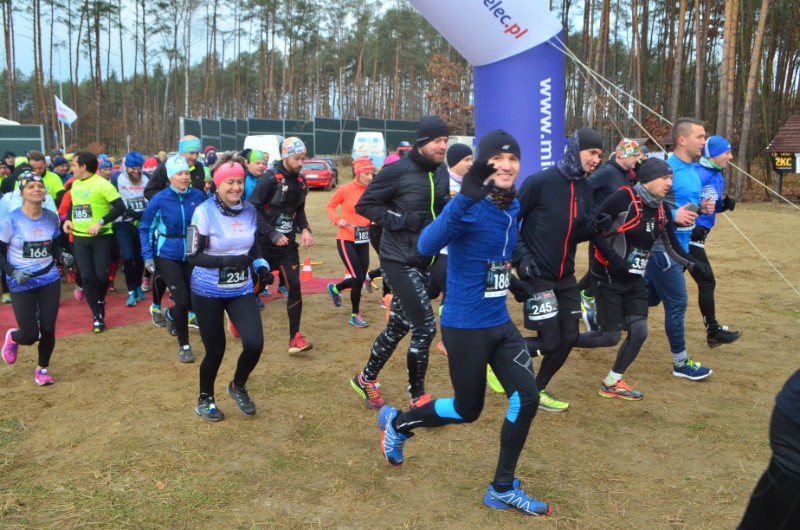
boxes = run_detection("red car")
[301,159,337,190]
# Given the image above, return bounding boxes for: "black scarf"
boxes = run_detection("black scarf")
[488,185,517,209]
[408,147,441,173]
[213,192,244,217]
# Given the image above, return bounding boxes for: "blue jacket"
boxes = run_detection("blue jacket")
[418,192,519,329]
[692,159,725,231]
[664,154,701,252]
[139,185,205,261]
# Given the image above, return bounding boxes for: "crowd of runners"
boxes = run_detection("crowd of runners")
[1,115,797,525]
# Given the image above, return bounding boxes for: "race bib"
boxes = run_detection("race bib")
[275,213,294,234]
[22,240,52,259]
[484,260,511,298]
[73,204,92,220]
[218,267,248,288]
[354,226,370,244]
[127,197,147,212]
[524,290,559,321]
[626,247,650,275]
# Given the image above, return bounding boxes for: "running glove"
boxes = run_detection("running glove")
[516,256,541,280]
[60,252,75,268]
[690,225,709,243]
[256,266,273,286]
[144,259,156,274]
[593,213,614,234]
[722,195,736,211]
[460,160,496,202]
[509,274,535,303]
[11,269,32,285]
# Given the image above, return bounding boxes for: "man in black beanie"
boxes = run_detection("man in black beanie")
[511,127,603,413]
[353,116,451,410]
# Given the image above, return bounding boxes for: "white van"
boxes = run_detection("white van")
[243,135,285,165]
[352,131,386,168]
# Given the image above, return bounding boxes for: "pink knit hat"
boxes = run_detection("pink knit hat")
[213,161,245,187]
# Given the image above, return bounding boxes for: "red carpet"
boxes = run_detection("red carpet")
[0,276,338,339]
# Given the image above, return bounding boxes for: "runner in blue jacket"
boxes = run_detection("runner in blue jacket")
[377,130,553,517]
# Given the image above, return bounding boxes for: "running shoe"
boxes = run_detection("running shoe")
[141,277,151,292]
[409,393,432,410]
[135,287,145,301]
[538,389,569,412]
[1,293,10,304]
[188,312,199,329]
[93,319,105,334]
[437,340,448,356]
[256,297,265,310]
[580,289,598,332]
[672,357,712,381]
[378,405,413,467]
[599,379,643,400]
[326,283,342,307]
[178,344,195,363]
[126,291,137,307]
[278,286,289,296]
[107,283,116,293]
[348,313,368,328]
[364,277,374,294]
[288,332,313,353]
[226,381,257,416]
[487,366,505,394]
[350,373,385,409]
[150,304,166,327]
[165,309,178,337]
[383,294,393,321]
[34,368,55,386]
[227,315,240,338]
[3,328,19,364]
[74,286,84,301]
[195,396,224,422]
[484,478,553,516]
[707,326,742,348]
[261,285,271,296]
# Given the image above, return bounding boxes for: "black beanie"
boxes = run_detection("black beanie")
[477,129,521,162]
[576,127,603,151]
[637,157,673,184]
[446,143,473,167]
[416,116,450,147]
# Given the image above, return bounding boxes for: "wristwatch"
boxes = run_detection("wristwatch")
[97,218,106,226]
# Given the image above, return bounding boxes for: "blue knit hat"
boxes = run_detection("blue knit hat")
[125,151,144,168]
[98,158,113,170]
[166,154,190,179]
[704,136,732,158]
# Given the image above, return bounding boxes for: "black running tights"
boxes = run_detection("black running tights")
[334,239,369,314]
[9,280,60,367]
[72,234,113,319]
[525,319,579,390]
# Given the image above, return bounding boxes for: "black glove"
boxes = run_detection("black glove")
[256,266,273,286]
[607,255,629,276]
[593,213,613,234]
[460,160,496,202]
[690,225,709,243]
[11,269,33,285]
[221,254,252,269]
[509,274,535,303]
[722,195,736,212]
[516,256,541,280]
[405,211,428,232]
[690,261,713,280]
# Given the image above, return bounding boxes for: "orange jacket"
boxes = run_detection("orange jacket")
[326,180,371,242]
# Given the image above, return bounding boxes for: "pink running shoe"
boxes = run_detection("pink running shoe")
[34,368,55,386]
[74,286,84,301]
[3,328,18,364]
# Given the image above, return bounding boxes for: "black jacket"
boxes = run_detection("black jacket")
[248,161,310,247]
[355,155,449,269]
[144,160,206,200]
[588,156,633,209]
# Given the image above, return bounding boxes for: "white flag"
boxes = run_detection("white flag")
[54,95,78,127]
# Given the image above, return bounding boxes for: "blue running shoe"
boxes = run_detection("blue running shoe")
[135,286,145,300]
[256,297,265,310]
[484,479,553,516]
[279,286,288,296]
[378,405,413,467]
[125,291,137,307]
[672,357,712,381]
[326,282,342,307]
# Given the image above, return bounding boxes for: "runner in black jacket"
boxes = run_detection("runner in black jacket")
[512,127,603,413]
[352,116,450,410]
[248,137,314,353]
[143,136,207,200]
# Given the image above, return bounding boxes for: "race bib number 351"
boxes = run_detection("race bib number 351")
[484,260,511,298]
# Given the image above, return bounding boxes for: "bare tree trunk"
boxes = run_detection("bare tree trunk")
[735,0,769,200]
[118,0,126,142]
[669,0,687,121]
[93,2,103,141]
[717,0,734,134]
[693,0,710,116]
[724,0,739,139]
[2,0,17,120]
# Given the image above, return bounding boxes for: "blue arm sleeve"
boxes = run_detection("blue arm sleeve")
[418,193,476,256]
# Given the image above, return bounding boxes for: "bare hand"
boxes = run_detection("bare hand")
[87,222,103,236]
[674,204,698,226]
[337,219,347,227]
[300,229,314,249]
[700,198,715,215]
[63,220,74,234]
[275,235,290,247]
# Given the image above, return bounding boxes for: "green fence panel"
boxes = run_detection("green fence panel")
[358,117,384,131]
[181,119,202,138]
[248,118,283,134]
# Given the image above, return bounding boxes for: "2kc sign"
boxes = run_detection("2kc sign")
[770,152,797,173]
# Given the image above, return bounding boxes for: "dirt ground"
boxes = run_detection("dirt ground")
[1,185,798,529]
